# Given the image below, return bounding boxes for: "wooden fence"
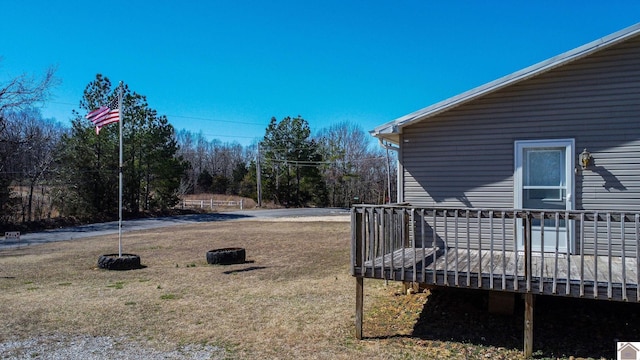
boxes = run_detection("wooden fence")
[179,199,244,210]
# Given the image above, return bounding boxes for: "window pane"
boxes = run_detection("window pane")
[523,189,566,209]
[526,188,561,200]
[525,149,564,186]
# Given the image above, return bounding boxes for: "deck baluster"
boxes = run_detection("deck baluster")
[390,208,396,280]
[593,213,599,299]
[361,209,368,277]
[539,211,545,294]
[411,209,417,282]
[432,209,437,285]
[580,213,585,297]
[400,208,406,282]
[621,213,627,301]
[477,210,482,288]
[553,212,560,294]
[513,211,519,291]
[636,214,640,302]
[466,209,471,287]
[501,211,507,291]
[376,209,382,275]
[454,210,460,287]
[368,208,374,278]
[489,210,494,289]
[565,211,571,296]
[350,208,357,277]
[608,214,613,299]
[382,208,387,281]
[421,209,426,284]
[444,210,449,286]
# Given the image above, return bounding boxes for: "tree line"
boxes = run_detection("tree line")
[0,71,396,227]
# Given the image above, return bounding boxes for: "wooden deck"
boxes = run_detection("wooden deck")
[351,205,640,357]
[356,247,639,301]
[351,205,640,303]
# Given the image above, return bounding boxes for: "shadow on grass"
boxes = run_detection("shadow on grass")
[222,266,268,275]
[217,260,269,275]
[408,287,640,359]
[165,213,253,223]
[104,265,149,271]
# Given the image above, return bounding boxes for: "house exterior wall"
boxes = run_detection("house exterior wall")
[402,35,640,254]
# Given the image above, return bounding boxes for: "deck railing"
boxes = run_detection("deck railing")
[351,205,640,302]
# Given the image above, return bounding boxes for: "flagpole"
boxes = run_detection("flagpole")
[118,82,123,257]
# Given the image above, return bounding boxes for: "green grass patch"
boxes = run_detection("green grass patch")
[107,281,125,289]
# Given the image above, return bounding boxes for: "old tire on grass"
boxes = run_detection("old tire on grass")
[206,248,246,265]
[98,253,142,270]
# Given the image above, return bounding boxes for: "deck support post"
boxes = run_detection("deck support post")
[356,277,364,339]
[524,293,535,358]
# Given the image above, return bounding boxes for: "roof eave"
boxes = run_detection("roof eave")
[370,124,400,144]
[369,22,640,137]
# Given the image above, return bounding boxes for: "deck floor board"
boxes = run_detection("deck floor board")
[361,247,639,300]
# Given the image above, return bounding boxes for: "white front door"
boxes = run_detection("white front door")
[515,139,575,252]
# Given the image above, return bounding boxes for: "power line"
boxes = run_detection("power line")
[49,101,266,126]
[166,114,264,126]
[48,101,266,142]
[262,156,386,166]
[191,132,259,140]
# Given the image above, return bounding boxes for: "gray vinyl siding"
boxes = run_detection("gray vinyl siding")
[401,35,640,254]
[413,211,518,252]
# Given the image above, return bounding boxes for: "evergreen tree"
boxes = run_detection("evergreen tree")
[261,116,326,206]
[56,76,119,218]
[197,169,213,192]
[231,162,248,195]
[56,74,186,218]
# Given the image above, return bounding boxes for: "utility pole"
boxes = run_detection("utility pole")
[256,143,262,207]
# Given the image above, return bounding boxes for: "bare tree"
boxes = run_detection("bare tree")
[0,65,58,114]
[316,121,395,206]
[0,64,58,223]
[4,109,65,221]
[175,130,252,196]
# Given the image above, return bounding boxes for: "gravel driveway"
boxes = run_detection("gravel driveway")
[0,334,224,359]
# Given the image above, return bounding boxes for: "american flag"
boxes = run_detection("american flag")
[85,97,120,134]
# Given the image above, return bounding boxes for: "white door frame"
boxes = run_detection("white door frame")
[514,139,575,253]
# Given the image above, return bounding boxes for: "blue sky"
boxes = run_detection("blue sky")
[2,1,640,146]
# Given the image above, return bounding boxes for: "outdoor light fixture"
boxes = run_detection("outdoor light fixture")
[579,148,592,169]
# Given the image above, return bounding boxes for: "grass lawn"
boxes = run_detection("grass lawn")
[0,219,632,359]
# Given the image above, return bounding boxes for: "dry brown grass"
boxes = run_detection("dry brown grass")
[0,220,526,359]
